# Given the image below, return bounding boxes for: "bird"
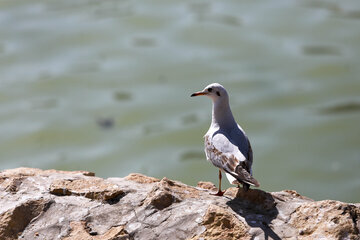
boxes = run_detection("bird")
[191,83,260,196]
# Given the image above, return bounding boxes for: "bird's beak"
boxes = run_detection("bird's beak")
[190,91,207,97]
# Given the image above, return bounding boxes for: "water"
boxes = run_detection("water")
[0,0,359,202]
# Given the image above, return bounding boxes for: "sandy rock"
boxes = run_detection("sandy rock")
[197,181,218,192]
[0,167,94,179]
[125,173,159,184]
[290,200,360,239]
[0,167,359,240]
[143,177,201,210]
[62,221,129,240]
[0,198,52,240]
[1,177,24,193]
[50,178,124,202]
[191,204,250,240]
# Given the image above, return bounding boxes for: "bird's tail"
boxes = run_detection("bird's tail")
[242,176,260,188]
[234,165,260,188]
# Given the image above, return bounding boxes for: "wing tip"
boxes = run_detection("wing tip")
[226,167,260,187]
[231,178,260,188]
[244,177,260,188]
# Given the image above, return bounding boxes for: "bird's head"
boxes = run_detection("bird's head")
[191,83,228,102]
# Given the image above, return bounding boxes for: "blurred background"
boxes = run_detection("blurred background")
[0,0,359,202]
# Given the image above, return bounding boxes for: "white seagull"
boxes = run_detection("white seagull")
[191,83,260,196]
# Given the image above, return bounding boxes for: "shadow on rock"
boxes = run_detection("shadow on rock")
[226,187,281,240]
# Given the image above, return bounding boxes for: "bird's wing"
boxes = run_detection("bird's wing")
[232,125,253,166]
[206,131,259,187]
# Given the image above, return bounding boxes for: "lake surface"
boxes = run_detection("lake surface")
[0,0,359,202]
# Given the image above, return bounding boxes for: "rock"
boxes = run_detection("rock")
[224,187,277,211]
[0,167,94,179]
[125,173,159,184]
[190,204,250,240]
[49,178,124,203]
[0,167,359,240]
[0,198,52,240]
[2,177,24,193]
[143,177,201,210]
[62,221,129,240]
[290,200,360,239]
[197,181,218,192]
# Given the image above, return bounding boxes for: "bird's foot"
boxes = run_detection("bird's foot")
[211,190,225,196]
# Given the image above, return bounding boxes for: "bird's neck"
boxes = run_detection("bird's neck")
[211,98,237,130]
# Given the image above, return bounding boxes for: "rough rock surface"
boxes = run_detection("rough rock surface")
[0,168,359,240]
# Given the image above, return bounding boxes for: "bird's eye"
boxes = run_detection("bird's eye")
[208,88,212,92]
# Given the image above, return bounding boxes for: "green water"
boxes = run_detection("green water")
[0,0,359,202]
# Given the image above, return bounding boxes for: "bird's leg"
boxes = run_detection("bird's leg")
[212,169,225,196]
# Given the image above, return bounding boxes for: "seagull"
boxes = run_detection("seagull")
[191,83,260,196]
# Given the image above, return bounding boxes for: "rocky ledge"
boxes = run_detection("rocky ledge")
[0,168,359,240]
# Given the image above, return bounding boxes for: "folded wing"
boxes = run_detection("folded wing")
[205,131,260,187]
